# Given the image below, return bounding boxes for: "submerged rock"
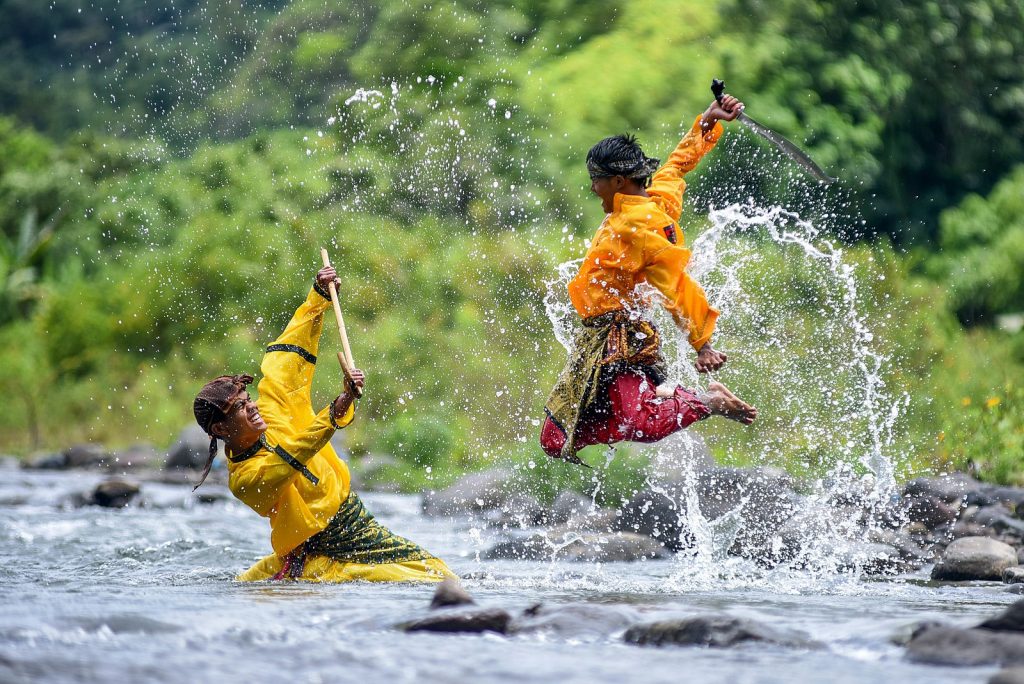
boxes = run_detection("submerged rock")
[624,615,812,649]
[990,667,1024,684]
[932,537,1018,581]
[514,603,639,637]
[979,600,1024,633]
[430,578,475,609]
[1008,568,1024,585]
[484,528,670,562]
[403,608,511,635]
[86,479,141,508]
[905,625,1024,666]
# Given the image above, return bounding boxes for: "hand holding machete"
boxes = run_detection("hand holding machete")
[711,78,835,185]
[319,248,364,398]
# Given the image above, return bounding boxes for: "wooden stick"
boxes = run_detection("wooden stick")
[320,248,362,397]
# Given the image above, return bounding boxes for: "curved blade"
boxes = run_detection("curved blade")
[738,112,835,185]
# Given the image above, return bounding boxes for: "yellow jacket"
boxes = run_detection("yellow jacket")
[568,116,723,350]
[226,285,354,557]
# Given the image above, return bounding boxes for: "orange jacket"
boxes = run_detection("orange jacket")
[226,285,355,557]
[568,116,723,350]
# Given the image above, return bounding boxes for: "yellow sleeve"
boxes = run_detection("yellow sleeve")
[647,115,724,224]
[642,234,719,351]
[278,401,354,465]
[257,285,331,439]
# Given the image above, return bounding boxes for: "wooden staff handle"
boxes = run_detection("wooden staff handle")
[320,248,362,398]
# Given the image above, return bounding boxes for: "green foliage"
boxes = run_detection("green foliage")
[929,165,1024,324]
[0,0,1021,492]
[721,0,1024,243]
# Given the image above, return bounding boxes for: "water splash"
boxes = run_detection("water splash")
[542,201,911,588]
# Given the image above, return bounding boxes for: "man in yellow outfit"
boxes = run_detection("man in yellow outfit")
[193,265,454,582]
[541,92,758,464]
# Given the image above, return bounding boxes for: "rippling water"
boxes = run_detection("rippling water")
[0,469,1014,683]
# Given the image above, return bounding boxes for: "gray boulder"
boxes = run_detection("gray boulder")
[696,466,797,557]
[980,600,1024,632]
[613,488,688,549]
[166,425,218,470]
[480,492,548,529]
[110,444,162,471]
[906,624,1024,666]
[904,495,960,529]
[991,667,1024,684]
[932,537,1018,581]
[87,479,141,508]
[422,467,513,517]
[624,615,813,649]
[549,490,592,525]
[430,577,475,609]
[403,608,511,635]
[484,528,670,562]
[64,443,109,469]
[904,473,982,504]
[23,451,65,469]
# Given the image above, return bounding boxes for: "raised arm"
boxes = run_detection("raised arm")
[641,233,719,352]
[256,267,338,438]
[647,95,743,223]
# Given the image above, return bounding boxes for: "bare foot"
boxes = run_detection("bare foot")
[700,381,757,425]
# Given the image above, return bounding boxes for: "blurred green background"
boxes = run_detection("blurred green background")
[0,0,1020,494]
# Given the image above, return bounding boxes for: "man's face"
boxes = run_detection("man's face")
[590,175,624,214]
[211,391,267,442]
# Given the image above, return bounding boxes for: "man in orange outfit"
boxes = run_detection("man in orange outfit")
[541,92,757,464]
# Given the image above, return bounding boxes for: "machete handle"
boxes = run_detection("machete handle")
[711,78,725,104]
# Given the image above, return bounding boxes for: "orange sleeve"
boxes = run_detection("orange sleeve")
[647,116,724,224]
[642,235,719,350]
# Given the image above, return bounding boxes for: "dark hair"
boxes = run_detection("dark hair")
[191,373,253,490]
[586,134,660,186]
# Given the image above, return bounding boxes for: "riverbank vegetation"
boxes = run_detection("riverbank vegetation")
[0,0,1020,488]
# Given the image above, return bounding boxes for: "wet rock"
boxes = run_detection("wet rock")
[904,495,959,529]
[904,473,981,504]
[514,603,639,637]
[421,467,512,517]
[1018,548,1024,565]
[480,492,548,529]
[564,507,619,533]
[624,615,812,649]
[979,600,1024,632]
[952,521,997,539]
[430,578,474,609]
[866,528,932,564]
[549,490,592,525]
[110,444,162,471]
[834,542,913,576]
[484,528,670,562]
[64,443,110,469]
[984,486,1024,510]
[696,467,797,557]
[23,451,66,469]
[1008,585,1024,596]
[905,624,1024,666]
[990,667,1024,684]
[193,489,232,505]
[403,608,511,635]
[932,537,1018,581]
[644,432,716,489]
[166,425,219,470]
[87,479,141,508]
[970,507,1024,538]
[613,488,688,550]
[349,452,398,491]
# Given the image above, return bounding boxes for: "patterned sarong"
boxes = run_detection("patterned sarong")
[274,492,436,579]
[544,311,668,461]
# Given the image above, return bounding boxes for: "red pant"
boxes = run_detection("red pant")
[540,370,710,458]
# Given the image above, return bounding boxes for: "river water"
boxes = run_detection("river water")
[0,468,1016,684]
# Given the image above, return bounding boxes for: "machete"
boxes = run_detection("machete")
[711,78,835,185]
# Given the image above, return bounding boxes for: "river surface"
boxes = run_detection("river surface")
[0,469,1016,684]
